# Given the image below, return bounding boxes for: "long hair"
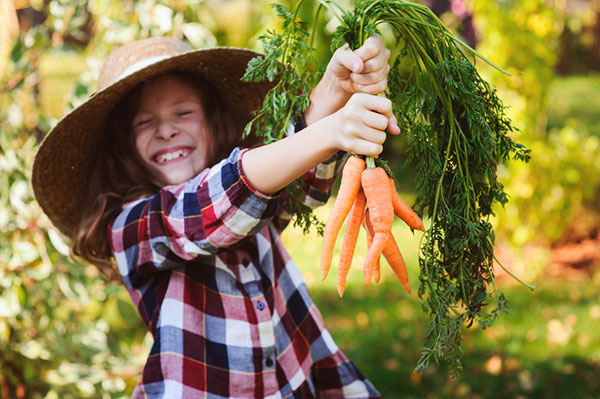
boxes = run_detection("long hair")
[71,71,259,281]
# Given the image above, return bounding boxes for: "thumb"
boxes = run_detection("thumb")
[387,113,400,135]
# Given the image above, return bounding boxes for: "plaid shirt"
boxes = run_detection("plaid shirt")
[109,129,381,398]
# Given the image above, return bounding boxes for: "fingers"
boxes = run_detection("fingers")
[330,44,364,77]
[354,74,389,95]
[338,93,400,156]
[354,35,385,61]
[329,35,390,88]
[354,92,394,118]
[353,141,385,158]
[363,111,390,132]
[354,35,391,73]
[351,35,391,94]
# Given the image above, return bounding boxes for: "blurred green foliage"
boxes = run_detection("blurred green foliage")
[469,1,600,280]
[1,0,599,397]
[284,206,600,399]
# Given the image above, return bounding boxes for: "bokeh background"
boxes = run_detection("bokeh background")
[1,0,600,398]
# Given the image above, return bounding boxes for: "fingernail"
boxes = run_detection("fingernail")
[353,61,361,73]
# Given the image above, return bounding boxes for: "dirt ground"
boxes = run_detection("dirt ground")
[493,212,600,283]
[549,219,600,276]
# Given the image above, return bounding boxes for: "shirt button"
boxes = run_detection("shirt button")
[256,301,265,311]
[265,357,274,367]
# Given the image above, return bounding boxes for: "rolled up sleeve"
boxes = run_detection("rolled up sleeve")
[109,147,282,284]
[274,119,348,230]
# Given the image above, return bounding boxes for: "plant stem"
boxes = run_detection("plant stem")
[492,253,537,291]
[365,156,376,169]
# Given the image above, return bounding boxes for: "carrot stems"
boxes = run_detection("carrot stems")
[365,156,376,170]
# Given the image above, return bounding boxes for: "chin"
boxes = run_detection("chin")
[166,175,193,186]
[157,161,203,186]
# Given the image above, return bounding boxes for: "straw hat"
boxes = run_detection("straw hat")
[32,37,275,237]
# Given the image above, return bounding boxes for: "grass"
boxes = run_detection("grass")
[283,205,600,398]
[546,73,600,136]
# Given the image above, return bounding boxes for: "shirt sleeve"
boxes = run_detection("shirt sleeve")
[109,147,282,284]
[274,118,348,231]
[311,354,381,398]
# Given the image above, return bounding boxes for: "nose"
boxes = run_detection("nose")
[156,118,178,141]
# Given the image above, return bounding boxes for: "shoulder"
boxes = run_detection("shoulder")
[108,146,250,231]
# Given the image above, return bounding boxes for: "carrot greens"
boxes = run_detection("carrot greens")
[242,3,324,234]
[243,0,532,375]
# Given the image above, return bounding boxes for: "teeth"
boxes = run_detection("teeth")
[157,149,187,163]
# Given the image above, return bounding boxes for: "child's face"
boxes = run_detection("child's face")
[133,74,210,186]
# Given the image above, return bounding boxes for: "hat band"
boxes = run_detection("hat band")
[115,54,174,83]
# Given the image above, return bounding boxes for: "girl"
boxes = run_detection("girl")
[32,35,398,398]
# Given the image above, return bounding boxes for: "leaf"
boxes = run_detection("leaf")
[181,22,217,48]
[10,37,25,64]
[10,240,39,268]
[241,2,319,233]
[0,287,21,317]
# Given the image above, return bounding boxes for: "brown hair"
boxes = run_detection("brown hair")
[71,71,260,281]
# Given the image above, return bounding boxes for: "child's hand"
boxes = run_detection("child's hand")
[242,93,399,195]
[330,92,400,157]
[327,34,391,96]
[303,35,391,126]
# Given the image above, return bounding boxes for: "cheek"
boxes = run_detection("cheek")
[199,130,214,165]
[189,120,207,143]
[134,131,150,162]
[190,122,212,157]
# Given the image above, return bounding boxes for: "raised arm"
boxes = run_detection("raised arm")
[241,90,400,195]
[241,35,399,195]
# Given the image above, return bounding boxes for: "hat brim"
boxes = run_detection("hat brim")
[32,47,275,237]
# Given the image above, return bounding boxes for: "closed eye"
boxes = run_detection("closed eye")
[135,119,152,127]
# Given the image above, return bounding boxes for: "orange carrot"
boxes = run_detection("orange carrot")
[389,177,425,232]
[321,156,366,280]
[366,208,410,292]
[363,208,381,284]
[373,255,381,283]
[382,231,411,293]
[337,188,366,297]
[361,167,394,286]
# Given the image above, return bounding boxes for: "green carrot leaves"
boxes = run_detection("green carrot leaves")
[325,0,531,375]
[242,3,316,144]
[244,0,531,376]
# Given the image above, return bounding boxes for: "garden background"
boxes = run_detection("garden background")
[1,0,600,398]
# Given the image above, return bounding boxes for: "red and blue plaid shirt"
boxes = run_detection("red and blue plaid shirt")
[109,128,380,398]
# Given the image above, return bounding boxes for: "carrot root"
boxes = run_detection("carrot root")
[337,189,366,297]
[363,232,388,286]
[382,232,411,293]
[389,178,425,232]
[322,162,422,294]
[363,208,381,286]
[320,156,366,280]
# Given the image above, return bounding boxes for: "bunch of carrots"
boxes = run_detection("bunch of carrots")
[320,155,425,297]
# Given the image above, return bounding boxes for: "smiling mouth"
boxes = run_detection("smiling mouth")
[154,148,191,164]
